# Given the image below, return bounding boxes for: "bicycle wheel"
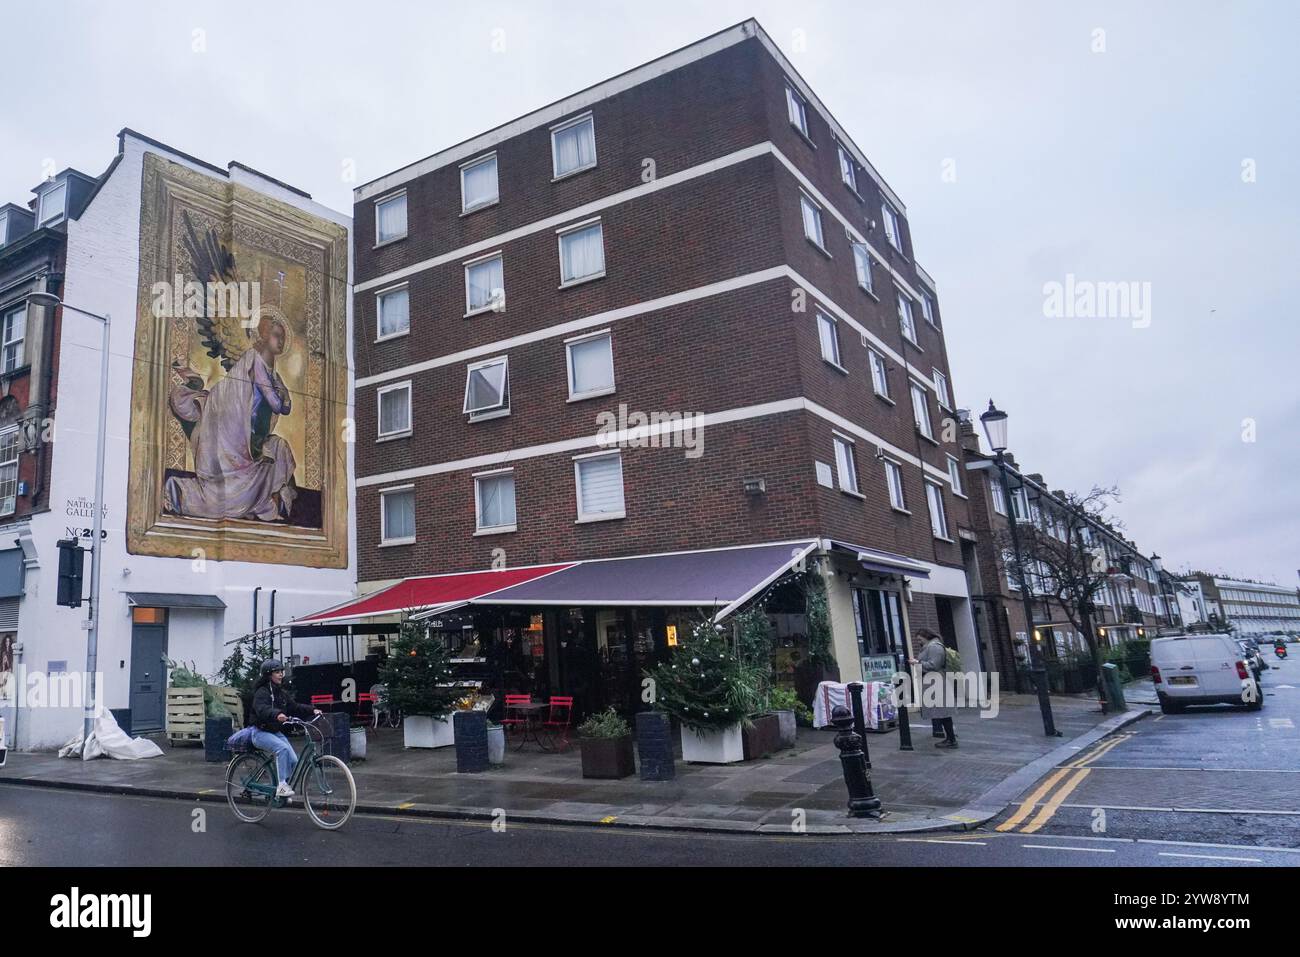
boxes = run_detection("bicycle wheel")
[302,754,356,829]
[226,752,275,823]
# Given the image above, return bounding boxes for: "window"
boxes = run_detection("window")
[933,369,951,409]
[925,481,949,539]
[868,349,891,399]
[551,113,596,178]
[574,451,625,521]
[2,306,26,372]
[375,286,409,340]
[0,212,8,248]
[816,310,842,368]
[920,292,938,327]
[463,356,510,417]
[853,244,874,293]
[947,455,964,496]
[1011,487,1030,523]
[38,182,66,225]
[897,292,917,345]
[374,191,407,244]
[557,220,605,285]
[474,470,517,532]
[1003,550,1021,590]
[566,330,614,400]
[380,486,415,544]
[838,144,857,192]
[0,427,17,516]
[785,85,809,137]
[909,381,933,440]
[465,252,505,314]
[991,478,1007,515]
[376,381,412,438]
[884,459,906,511]
[881,201,902,252]
[833,434,859,494]
[799,192,825,249]
[460,153,499,212]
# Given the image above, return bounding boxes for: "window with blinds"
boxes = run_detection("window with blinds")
[376,286,409,340]
[377,383,412,438]
[558,221,605,285]
[375,192,407,244]
[574,453,625,521]
[551,114,596,178]
[461,153,499,212]
[381,488,415,543]
[566,331,614,399]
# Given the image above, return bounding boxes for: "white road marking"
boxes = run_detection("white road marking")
[897,838,987,846]
[1159,852,1261,863]
[1060,803,1300,816]
[1023,844,1115,853]
[1138,838,1300,855]
[1268,717,1295,728]
[1083,765,1300,773]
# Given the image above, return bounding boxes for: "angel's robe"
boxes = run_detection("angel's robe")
[164,348,298,522]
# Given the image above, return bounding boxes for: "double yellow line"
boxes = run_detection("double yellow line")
[995,734,1132,834]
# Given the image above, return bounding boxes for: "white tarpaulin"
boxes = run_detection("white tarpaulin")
[58,711,164,760]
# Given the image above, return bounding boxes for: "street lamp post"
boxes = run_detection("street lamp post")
[1152,554,1175,629]
[27,292,110,757]
[980,400,1059,737]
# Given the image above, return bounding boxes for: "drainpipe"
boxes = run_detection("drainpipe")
[269,589,276,628]
[251,586,261,635]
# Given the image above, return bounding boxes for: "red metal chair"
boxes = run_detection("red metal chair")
[502,694,531,739]
[542,696,574,751]
[309,694,335,711]
[354,692,377,727]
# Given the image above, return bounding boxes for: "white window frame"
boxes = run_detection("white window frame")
[573,449,626,523]
[0,426,18,517]
[853,244,874,294]
[815,309,844,370]
[565,329,615,401]
[38,182,66,226]
[883,458,907,512]
[785,84,810,139]
[374,283,410,342]
[868,349,891,400]
[897,291,918,345]
[462,355,510,419]
[925,480,950,540]
[376,380,413,440]
[473,468,517,535]
[460,152,499,214]
[832,433,860,496]
[947,455,965,497]
[374,189,408,246]
[881,201,902,253]
[909,380,934,441]
[920,292,938,327]
[933,368,952,410]
[799,191,826,251]
[2,305,26,372]
[550,112,597,180]
[379,484,416,546]
[556,217,606,287]
[837,143,858,192]
[991,477,1008,516]
[463,250,505,316]
[0,211,8,248]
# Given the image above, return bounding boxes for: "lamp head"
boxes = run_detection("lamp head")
[979,399,1009,454]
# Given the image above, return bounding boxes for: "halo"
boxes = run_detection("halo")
[252,302,293,353]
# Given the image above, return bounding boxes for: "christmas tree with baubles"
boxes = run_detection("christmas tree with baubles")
[646,618,761,732]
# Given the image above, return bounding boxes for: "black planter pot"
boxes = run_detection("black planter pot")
[580,735,636,779]
[204,716,233,763]
[454,711,489,773]
[321,712,351,763]
[635,711,675,781]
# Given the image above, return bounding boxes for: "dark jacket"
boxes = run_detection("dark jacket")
[250,678,315,733]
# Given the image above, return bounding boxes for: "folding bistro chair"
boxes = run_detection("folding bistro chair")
[354,692,377,727]
[541,696,574,751]
[501,694,531,740]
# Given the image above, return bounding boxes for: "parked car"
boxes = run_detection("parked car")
[1150,634,1262,715]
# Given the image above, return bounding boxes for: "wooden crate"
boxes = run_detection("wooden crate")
[166,684,244,745]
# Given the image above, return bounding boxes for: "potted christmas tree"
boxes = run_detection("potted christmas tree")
[379,621,459,748]
[577,707,635,779]
[646,619,759,764]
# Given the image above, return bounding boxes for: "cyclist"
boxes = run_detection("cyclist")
[250,659,321,799]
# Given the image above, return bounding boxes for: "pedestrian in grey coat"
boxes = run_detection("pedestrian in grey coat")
[912,630,957,748]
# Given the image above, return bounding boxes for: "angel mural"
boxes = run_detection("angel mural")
[163,216,298,522]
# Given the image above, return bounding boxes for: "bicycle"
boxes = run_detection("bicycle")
[225,715,357,829]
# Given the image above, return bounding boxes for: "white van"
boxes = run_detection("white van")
[1150,634,1262,714]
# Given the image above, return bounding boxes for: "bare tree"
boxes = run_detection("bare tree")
[994,484,1123,694]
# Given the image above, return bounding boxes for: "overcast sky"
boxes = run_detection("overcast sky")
[5,1,1296,586]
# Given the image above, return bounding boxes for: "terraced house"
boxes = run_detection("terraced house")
[326,19,994,714]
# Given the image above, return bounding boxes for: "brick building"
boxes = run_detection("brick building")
[317,19,991,715]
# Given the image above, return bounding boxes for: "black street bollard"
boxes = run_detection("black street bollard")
[894,654,914,751]
[831,705,882,818]
[846,682,872,769]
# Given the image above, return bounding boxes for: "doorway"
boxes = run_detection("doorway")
[129,607,168,732]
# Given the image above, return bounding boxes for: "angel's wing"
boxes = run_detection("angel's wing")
[181,212,249,371]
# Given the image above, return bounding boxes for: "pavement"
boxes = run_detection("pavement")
[0,691,1148,834]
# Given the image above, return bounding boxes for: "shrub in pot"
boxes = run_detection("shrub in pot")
[768,686,810,748]
[577,708,635,779]
[378,621,458,749]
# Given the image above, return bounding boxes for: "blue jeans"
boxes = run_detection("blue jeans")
[251,729,298,785]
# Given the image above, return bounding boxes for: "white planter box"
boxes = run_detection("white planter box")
[680,723,744,764]
[403,714,455,749]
